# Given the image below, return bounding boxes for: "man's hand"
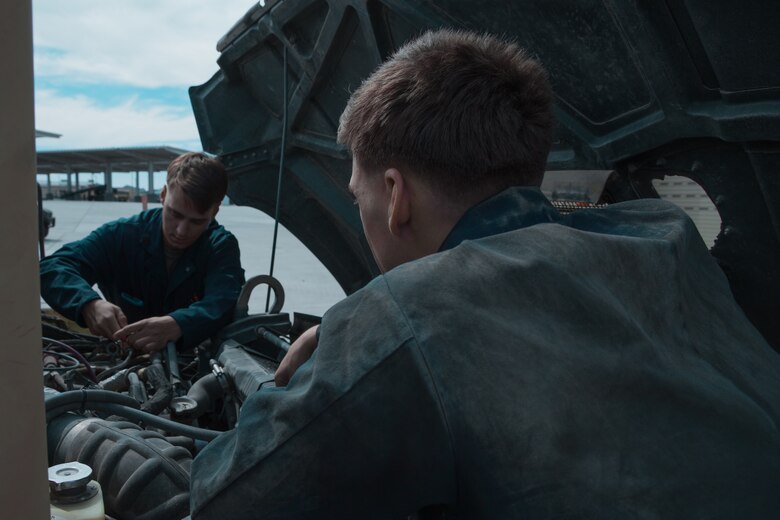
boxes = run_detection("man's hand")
[114,316,182,353]
[275,326,319,387]
[82,299,128,339]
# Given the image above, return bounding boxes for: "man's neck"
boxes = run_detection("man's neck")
[163,244,185,274]
[409,181,472,256]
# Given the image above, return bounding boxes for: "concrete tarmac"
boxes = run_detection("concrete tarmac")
[40,200,346,318]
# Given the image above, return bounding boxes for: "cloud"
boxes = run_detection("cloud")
[35,89,201,150]
[33,0,258,88]
[32,0,259,149]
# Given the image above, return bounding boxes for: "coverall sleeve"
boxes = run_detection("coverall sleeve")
[40,222,119,326]
[168,232,244,347]
[189,279,456,518]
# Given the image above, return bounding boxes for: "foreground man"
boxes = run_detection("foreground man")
[191,30,780,518]
[40,152,244,352]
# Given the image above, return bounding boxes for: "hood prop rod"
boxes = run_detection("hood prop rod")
[266,43,288,313]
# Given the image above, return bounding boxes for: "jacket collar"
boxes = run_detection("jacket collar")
[164,219,221,296]
[138,208,208,295]
[439,186,560,252]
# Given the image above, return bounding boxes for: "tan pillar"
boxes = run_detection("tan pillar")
[104,162,113,201]
[148,162,155,198]
[0,0,50,518]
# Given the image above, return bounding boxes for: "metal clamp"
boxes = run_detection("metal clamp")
[234,274,285,319]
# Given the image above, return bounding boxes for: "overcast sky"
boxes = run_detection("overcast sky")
[33,0,258,153]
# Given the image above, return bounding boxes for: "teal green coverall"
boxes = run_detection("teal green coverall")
[40,208,244,348]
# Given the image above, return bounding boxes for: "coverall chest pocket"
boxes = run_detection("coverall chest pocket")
[119,291,147,324]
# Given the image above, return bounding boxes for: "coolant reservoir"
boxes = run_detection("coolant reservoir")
[48,461,105,520]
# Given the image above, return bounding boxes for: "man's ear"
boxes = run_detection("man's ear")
[160,184,168,204]
[385,168,410,237]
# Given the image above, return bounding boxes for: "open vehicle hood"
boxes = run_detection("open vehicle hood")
[190,0,780,348]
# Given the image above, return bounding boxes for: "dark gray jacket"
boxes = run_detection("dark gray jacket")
[191,187,780,518]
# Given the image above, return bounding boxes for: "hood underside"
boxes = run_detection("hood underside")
[190,0,780,348]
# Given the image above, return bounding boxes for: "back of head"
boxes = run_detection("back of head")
[166,152,228,212]
[338,29,554,203]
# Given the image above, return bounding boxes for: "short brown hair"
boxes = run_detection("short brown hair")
[338,29,554,200]
[166,152,228,212]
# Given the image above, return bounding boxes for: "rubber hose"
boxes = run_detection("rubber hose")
[42,337,98,383]
[46,402,222,441]
[141,361,173,415]
[185,373,225,418]
[97,349,134,381]
[45,389,141,415]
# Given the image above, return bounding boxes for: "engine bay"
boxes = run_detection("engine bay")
[43,276,317,520]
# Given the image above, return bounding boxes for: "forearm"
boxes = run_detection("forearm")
[40,257,102,325]
[275,325,319,386]
[40,227,115,325]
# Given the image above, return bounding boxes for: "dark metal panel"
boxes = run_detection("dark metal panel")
[679,0,780,92]
[191,0,780,348]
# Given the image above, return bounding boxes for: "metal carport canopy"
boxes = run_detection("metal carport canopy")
[36,146,191,174]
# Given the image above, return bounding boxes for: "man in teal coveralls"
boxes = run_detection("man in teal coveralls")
[40,152,244,352]
[191,31,780,518]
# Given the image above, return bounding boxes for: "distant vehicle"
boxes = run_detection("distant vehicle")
[40,207,55,238]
